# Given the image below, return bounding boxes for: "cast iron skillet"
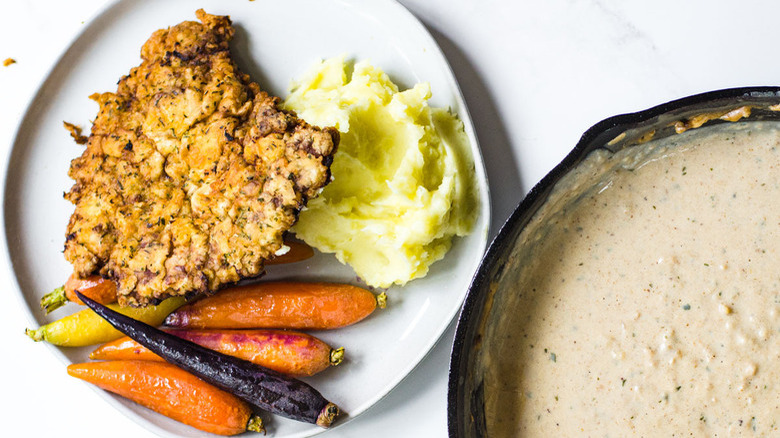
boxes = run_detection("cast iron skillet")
[447,86,780,437]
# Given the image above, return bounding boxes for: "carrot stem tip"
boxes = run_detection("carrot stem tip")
[25,327,44,342]
[330,347,345,366]
[246,415,265,434]
[316,403,340,428]
[376,291,387,309]
[40,285,67,313]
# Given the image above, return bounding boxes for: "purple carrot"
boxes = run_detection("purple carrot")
[76,292,340,427]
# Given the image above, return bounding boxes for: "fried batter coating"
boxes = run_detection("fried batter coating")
[64,10,338,306]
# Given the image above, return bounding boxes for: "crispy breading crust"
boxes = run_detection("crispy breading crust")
[64,10,338,306]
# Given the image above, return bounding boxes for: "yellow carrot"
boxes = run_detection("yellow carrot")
[26,296,185,347]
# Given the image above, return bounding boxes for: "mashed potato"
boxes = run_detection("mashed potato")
[285,57,478,288]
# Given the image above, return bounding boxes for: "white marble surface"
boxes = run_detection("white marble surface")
[1,0,778,436]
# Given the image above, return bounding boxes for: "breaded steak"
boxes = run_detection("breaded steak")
[64,10,338,306]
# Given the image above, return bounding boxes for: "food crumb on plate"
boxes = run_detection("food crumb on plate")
[63,121,88,145]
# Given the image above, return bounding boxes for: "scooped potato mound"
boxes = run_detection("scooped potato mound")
[285,57,479,288]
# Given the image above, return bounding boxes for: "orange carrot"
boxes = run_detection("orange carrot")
[266,241,314,265]
[165,282,384,330]
[90,329,344,376]
[40,241,313,313]
[40,274,116,313]
[67,361,264,436]
[64,274,116,305]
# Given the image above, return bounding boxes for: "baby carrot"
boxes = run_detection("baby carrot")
[40,274,116,313]
[164,282,384,330]
[90,329,345,376]
[79,292,340,427]
[26,296,185,347]
[39,242,312,314]
[68,360,264,436]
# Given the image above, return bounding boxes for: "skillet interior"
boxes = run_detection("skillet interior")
[447,86,780,437]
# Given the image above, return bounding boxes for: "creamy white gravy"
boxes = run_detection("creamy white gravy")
[484,122,780,436]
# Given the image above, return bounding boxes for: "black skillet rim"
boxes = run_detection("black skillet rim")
[446,86,780,437]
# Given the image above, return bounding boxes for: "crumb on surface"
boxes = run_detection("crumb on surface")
[63,121,88,145]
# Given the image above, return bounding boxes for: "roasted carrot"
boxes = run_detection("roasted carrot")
[40,274,116,313]
[68,360,264,436]
[40,242,312,314]
[79,292,340,427]
[26,296,186,347]
[164,282,384,330]
[91,329,345,376]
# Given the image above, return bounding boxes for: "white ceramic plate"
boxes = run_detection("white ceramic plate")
[1,0,490,437]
